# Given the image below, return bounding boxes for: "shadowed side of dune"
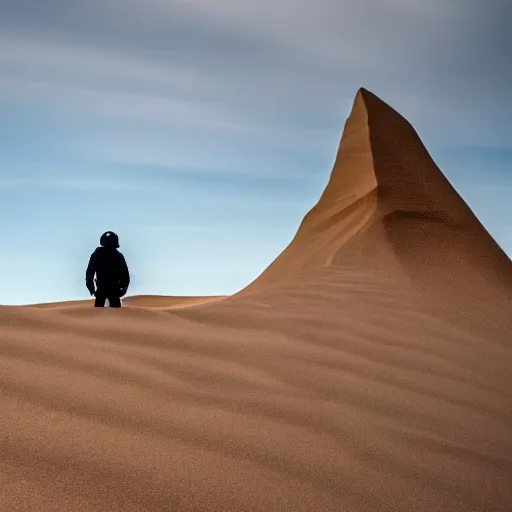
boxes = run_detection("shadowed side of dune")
[357,89,512,295]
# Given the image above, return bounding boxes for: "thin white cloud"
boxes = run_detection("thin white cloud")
[0,171,157,191]
[0,36,214,94]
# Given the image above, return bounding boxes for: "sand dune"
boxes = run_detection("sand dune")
[1,88,511,512]
[238,89,512,298]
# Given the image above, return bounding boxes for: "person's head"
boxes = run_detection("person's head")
[100,231,120,249]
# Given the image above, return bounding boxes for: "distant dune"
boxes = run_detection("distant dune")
[1,88,510,512]
[123,295,227,309]
[29,296,226,310]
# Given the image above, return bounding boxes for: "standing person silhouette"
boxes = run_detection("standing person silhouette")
[86,231,130,308]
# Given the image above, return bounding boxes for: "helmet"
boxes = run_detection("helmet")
[100,231,120,248]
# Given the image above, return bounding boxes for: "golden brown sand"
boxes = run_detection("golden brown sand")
[1,89,511,512]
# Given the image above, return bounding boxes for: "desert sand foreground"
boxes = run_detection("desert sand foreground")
[1,89,511,512]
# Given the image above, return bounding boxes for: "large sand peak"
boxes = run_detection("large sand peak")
[239,88,512,298]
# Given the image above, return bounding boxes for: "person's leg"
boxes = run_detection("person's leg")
[108,295,121,308]
[94,292,107,307]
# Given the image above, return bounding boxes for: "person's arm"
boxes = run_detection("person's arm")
[118,253,130,294]
[85,253,96,295]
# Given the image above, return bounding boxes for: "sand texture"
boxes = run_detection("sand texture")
[1,88,511,512]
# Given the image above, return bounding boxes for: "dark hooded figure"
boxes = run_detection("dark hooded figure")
[86,231,130,308]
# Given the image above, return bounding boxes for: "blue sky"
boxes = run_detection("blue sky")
[0,0,510,304]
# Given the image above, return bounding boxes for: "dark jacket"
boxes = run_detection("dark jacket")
[86,247,130,295]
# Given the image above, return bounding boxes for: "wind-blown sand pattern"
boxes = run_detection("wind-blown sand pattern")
[1,88,511,512]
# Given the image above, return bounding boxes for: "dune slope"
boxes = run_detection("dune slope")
[1,88,511,512]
